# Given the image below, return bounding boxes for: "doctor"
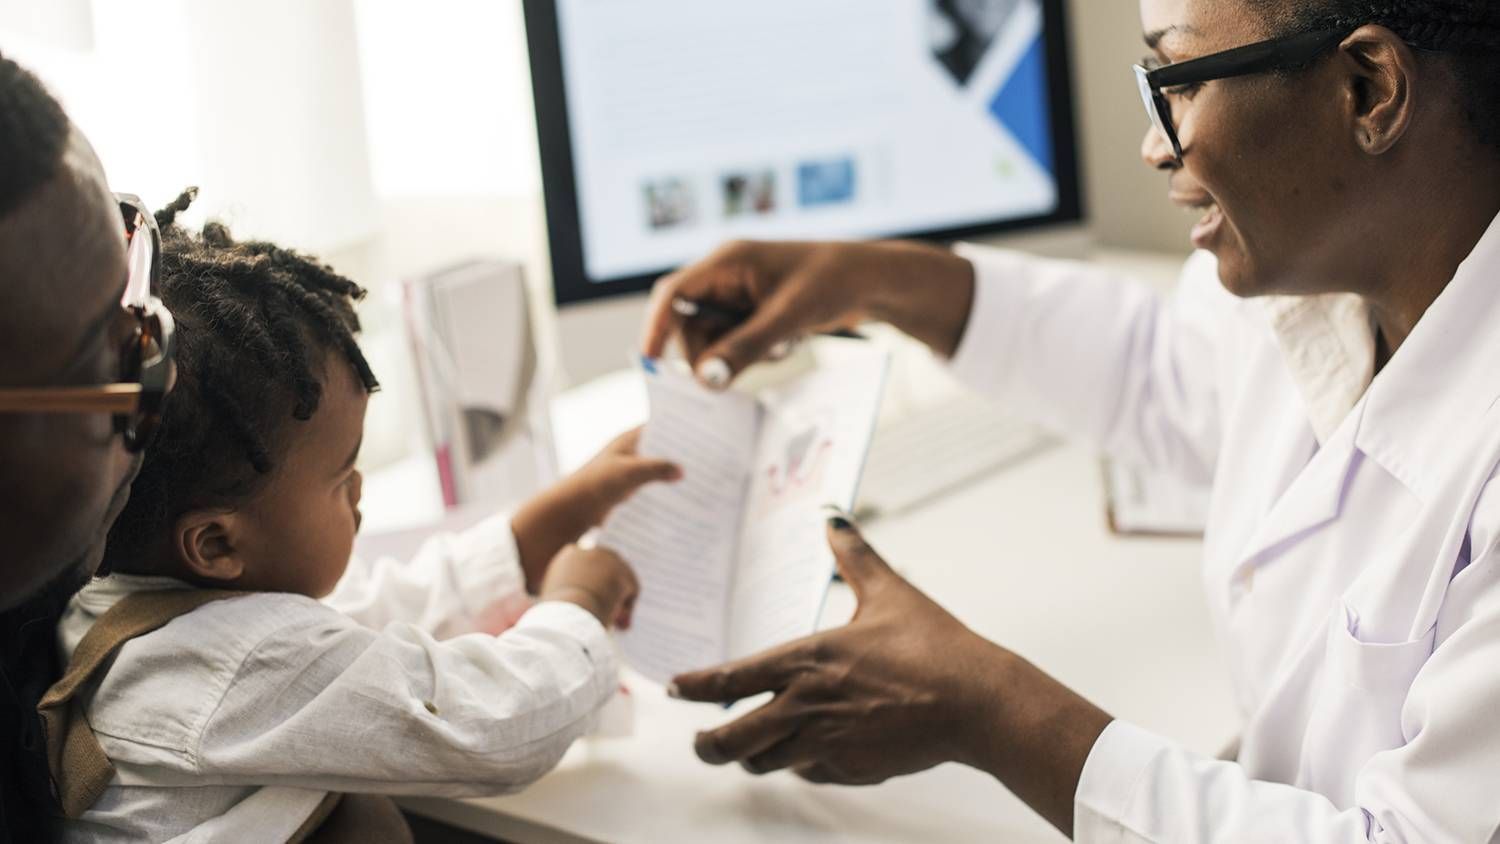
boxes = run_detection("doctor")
[644,0,1500,840]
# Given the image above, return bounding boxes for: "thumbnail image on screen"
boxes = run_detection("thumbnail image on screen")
[533,0,1076,300]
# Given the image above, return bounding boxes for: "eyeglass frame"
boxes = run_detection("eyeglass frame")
[0,193,177,452]
[1134,27,1354,161]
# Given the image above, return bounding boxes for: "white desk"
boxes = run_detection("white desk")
[358,247,1225,841]
[390,439,1240,843]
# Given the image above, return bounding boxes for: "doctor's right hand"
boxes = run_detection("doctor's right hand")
[641,239,977,390]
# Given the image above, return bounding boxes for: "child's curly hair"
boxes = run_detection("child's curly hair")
[103,189,379,573]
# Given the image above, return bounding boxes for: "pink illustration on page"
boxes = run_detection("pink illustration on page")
[758,422,834,515]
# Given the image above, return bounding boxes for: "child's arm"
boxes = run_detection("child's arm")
[92,551,639,798]
[325,428,678,637]
[324,514,532,638]
[511,428,681,592]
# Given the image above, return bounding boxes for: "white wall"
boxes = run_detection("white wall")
[0,0,93,51]
[0,0,378,254]
[1066,0,1188,254]
[354,0,539,199]
[181,0,378,252]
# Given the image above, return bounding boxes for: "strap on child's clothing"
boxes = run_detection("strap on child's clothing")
[36,587,413,843]
[36,589,247,819]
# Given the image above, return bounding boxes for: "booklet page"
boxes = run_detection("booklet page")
[727,344,889,660]
[599,361,759,683]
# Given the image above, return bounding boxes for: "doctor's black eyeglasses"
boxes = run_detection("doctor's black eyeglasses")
[1134,27,1354,161]
[0,193,177,452]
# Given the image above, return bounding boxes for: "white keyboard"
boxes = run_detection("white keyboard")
[855,392,1056,520]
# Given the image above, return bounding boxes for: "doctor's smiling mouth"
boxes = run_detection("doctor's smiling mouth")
[1145,126,1232,269]
[1148,131,1271,301]
[1141,108,1247,290]
[1170,177,1225,252]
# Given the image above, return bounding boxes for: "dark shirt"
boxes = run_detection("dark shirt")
[1,576,76,843]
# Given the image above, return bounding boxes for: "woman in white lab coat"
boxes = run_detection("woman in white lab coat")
[642,0,1500,840]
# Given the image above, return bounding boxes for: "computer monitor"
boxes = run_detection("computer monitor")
[525,0,1084,307]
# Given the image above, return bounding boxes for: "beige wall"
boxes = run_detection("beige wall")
[1066,0,1189,254]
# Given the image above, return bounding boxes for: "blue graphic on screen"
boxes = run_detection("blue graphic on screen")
[988,33,1054,177]
[797,159,858,208]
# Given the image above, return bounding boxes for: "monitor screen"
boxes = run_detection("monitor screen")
[526,0,1082,305]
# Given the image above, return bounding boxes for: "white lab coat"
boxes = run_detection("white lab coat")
[948,214,1500,843]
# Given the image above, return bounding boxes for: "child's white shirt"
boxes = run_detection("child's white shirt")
[55,515,619,843]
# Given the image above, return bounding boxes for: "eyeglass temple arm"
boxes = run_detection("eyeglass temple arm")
[1149,28,1350,88]
[0,385,143,414]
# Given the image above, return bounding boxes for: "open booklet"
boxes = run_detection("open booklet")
[597,341,889,685]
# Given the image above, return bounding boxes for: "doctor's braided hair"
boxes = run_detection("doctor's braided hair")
[1250,0,1500,151]
[102,189,379,573]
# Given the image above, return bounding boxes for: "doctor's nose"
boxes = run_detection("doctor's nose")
[1141,125,1178,171]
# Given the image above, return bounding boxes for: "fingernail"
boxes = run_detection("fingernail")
[821,504,856,530]
[698,357,731,390]
[768,339,794,361]
[666,682,683,699]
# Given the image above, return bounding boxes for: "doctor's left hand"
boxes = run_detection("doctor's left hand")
[670,515,1113,835]
[672,517,999,782]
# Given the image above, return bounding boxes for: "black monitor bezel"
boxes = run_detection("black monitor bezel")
[525,0,1086,307]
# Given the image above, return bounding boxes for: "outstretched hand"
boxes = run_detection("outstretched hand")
[670,515,1003,785]
[669,513,1114,835]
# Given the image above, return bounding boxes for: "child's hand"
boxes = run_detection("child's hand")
[512,428,680,592]
[539,545,641,629]
[566,428,682,528]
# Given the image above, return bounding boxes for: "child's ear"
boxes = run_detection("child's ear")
[174,510,246,582]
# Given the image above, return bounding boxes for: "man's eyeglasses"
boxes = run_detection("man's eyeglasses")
[1134,28,1353,161]
[0,193,176,452]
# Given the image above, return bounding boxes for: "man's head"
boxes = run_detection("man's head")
[103,198,379,599]
[0,54,138,609]
[1138,0,1500,297]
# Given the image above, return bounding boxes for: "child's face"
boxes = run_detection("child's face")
[226,350,368,598]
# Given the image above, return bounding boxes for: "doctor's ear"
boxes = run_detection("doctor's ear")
[173,510,246,583]
[1336,25,1419,156]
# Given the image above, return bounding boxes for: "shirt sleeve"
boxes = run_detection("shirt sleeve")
[139,597,619,798]
[323,513,530,639]
[1075,552,1500,843]
[947,245,1229,485]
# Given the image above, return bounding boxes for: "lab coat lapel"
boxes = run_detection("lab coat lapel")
[1341,213,1500,635]
[1230,405,1361,579]
[1352,213,1500,503]
[1231,212,1500,583]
